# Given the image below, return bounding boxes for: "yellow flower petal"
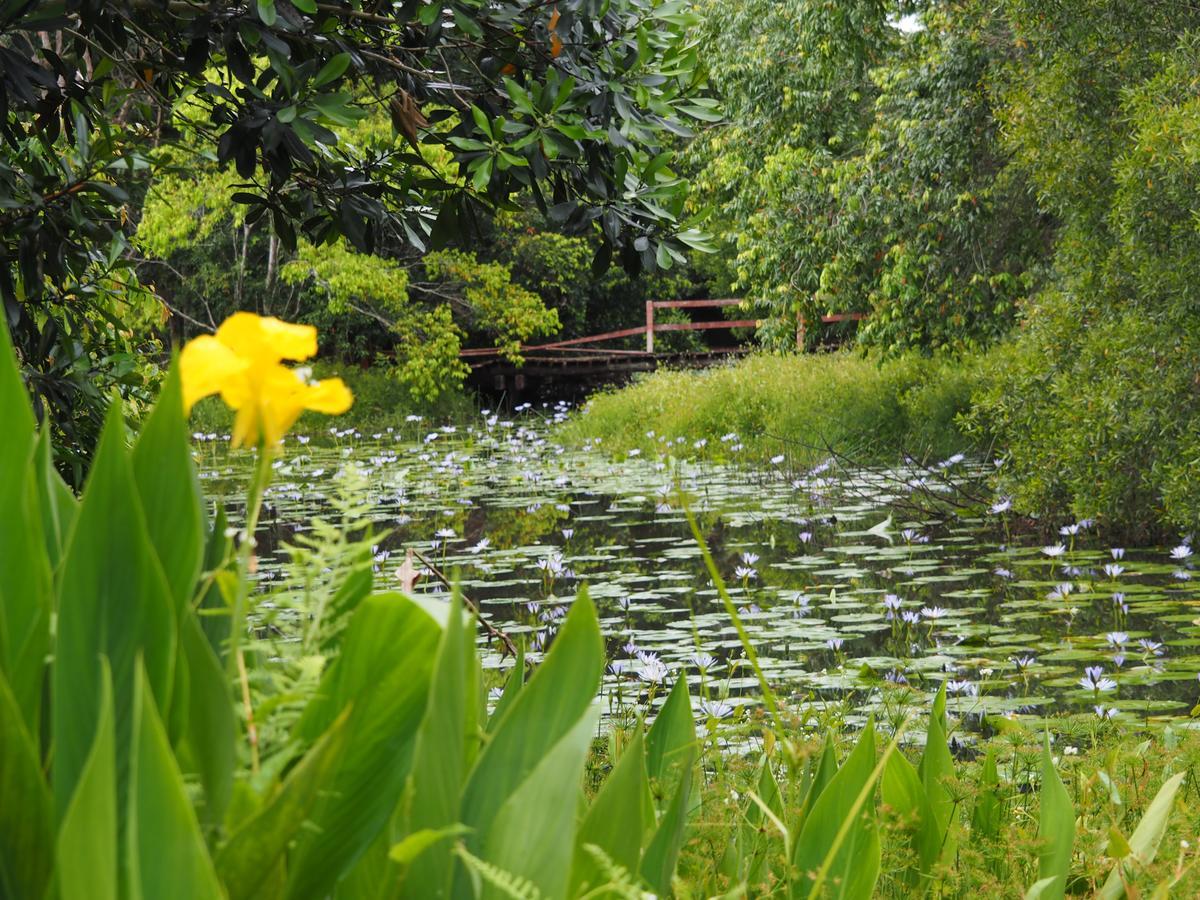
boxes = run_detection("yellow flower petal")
[230,402,261,449]
[179,335,249,413]
[258,316,318,361]
[303,378,354,415]
[216,312,317,365]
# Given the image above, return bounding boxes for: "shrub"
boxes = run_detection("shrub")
[563,351,984,465]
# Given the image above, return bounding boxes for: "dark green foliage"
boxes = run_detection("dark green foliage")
[1,0,710,467]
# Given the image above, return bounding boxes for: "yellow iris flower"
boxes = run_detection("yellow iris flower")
[180,312,353,447]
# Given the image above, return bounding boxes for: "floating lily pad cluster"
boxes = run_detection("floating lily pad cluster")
[195,411,1200,731]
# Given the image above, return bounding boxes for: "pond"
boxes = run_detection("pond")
[194,406,1200,735]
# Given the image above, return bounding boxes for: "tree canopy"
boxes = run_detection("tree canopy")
[1,0,710,470]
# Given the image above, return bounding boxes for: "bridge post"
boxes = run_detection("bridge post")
[645,300,655,353]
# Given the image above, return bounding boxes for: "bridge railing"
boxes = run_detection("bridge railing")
[458,299,867,361]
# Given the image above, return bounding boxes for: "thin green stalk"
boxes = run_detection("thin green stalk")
[805,720,909,900]
[681,496,785,738]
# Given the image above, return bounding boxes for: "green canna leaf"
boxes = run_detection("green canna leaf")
[131,360,204,616]
[284,593,441,900]
[1098,771,1185,899]
[645,676,695,791]
[0,439,52,735]
[0,318,50,736]
[53,399,178,831]
[127,660,223,899]
[881,749,939,893]
[1034,733,1074,900]
[0,668,53,900]
[481,706,600,899]
[179,611,235,829]
[797,731,839,829]
[571,729,648,895]
[458,588,603,867]
[640,748,694,895]
[56,659,117,900]
[971,745,1002,841]
[793,719,881,900]
[216,709,352,900]
[33,424,77,569]
[400,592,478,899]
[487,641,524,733]
[919,682,958,864]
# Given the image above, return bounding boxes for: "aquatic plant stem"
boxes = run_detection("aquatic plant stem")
[230,443,275,773]
[682,497,786,738]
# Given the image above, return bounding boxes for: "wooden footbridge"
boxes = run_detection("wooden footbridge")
[463,299,866,395]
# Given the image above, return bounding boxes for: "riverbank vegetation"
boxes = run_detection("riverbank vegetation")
[564,352,982,467]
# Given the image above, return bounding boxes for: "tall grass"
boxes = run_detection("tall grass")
[562,351,984,465]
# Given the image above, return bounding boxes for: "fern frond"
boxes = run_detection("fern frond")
[453,846,545,900]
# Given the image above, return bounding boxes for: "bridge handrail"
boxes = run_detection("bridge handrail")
[459,300,867,358]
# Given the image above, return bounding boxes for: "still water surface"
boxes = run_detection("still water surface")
[195,411,1200,731]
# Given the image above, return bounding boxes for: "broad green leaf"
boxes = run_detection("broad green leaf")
[0,317,49,735]
[53,399,178,827]
[284,593,441,900]
[571,729,648,895]
[1035,734,1074,900]
[919,682,957,864]
[0,311,35,446]
[459,589,603,850]
[179,612,235,828]
[793,720,881,900]
[971,745,1002,841]
[0,670,52,900]
[481,706,599,899]
[645,676,695,790]
[33,425,77,568]
[0,440,51,734]
[57,660,117,900]
[400,593,478,899]
[131,361,204,615]
[1099,771,1185,899]
[198,506,234,658]
[640,747,694,895]
[216,710,351,900]
[127,662,223,899]
[881,750,939,893]
[131,362,204,749]
[256,0,277,26]
[797,731,839,828]
[312,52,351,88]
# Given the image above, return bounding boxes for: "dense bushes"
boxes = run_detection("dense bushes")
[965,20,1200,537]
[564,351,983,465]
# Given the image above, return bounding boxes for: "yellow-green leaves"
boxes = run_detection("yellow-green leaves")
[0,670,53,899]
[127,663,223,900]
[793,719,882,900]
[53,398,178,825]
[56,662,117,900]
[1099,771,1185,899]
[1033,734,1075,900]
[918,682,958,865]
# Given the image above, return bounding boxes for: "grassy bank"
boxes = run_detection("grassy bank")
[562,351,984,465]
[188,359,475,436]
